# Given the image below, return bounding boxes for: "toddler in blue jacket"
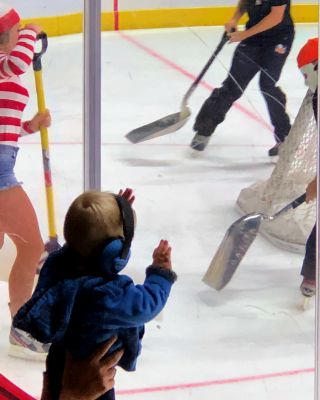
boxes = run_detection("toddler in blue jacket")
[13,188,177,400]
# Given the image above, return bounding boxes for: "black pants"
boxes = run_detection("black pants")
[194,34,294,143]
[301,224,316,281]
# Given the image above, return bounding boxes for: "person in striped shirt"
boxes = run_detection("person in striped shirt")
[0,4,51,359]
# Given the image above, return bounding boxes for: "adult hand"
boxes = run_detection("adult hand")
[227,30,248,43]
[306,177,317,203]
[152,240,172,270]
[29,110,51,132]
[60,337,124,400]
[23,24,43,35]
[224,18,238,33]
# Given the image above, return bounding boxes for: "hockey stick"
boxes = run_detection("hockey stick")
[33,33,61,262]
[202,193,307,290]
[125,31,229,144]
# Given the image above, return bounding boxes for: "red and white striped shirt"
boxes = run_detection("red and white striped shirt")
[0,28,37,147]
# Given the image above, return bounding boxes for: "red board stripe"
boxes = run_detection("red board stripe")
[114,0,119,31]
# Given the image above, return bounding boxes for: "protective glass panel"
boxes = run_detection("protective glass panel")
[101,2,318,400]
[0,1,318,400]
[0,0,84,394]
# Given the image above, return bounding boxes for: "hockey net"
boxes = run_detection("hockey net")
[236,90,317,253]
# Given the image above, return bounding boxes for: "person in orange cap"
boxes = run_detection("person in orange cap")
[297,37,318,94]
[297,37,318,298]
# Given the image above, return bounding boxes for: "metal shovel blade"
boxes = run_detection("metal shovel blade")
[125,32,230,145]
[125,106,191,144]
[202,213,262,290]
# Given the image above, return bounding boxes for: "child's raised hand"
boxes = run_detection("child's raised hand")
[29,109,51,132]
[152,240,172,270]
[118,188,135,206]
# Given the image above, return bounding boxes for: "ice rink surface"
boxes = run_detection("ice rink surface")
[0,24,317,399]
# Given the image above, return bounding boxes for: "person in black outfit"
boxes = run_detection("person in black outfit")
[191,0,294,156]
[297,38,318,297]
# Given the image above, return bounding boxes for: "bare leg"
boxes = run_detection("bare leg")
[0,186,44,317]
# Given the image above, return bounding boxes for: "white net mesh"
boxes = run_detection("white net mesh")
[236,90,317,253]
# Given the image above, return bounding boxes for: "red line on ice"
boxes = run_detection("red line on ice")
[116,367,314,395]
[118,31,273,133]
[22,141,274,148]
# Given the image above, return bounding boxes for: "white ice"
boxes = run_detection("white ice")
[0,24,317,399]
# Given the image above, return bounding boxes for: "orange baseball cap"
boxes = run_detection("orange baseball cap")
[297,37,318,69]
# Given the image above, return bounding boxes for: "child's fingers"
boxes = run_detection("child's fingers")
[153,240,171,260]
[156,241,171,259]
[155,241,164,255]
[118,188,131,196]
[166,246,172,259]
[118,188,135,205]
[123,188,133,197]
[159,240,169,253]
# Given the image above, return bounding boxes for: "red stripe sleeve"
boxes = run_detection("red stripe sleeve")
[22,121,33,134]
[0,31,35,77]
[7,59,24,76]
[0,81,29,96]
[19,33,37,41]
[0,60,10,78]
[0,99,25,111]
[11,50,32,65]
[16,41,34,53]
[0,117,21,126]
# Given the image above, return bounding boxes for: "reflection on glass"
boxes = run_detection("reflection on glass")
[0,1,318,399]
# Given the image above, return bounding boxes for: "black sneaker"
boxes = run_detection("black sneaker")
[300,278,316,298]
[268,143,280,157]
[190,133,210,151]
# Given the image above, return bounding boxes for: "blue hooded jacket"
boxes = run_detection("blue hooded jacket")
[13,240,177,400]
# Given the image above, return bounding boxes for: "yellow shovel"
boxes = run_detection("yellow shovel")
[33,33,60,256]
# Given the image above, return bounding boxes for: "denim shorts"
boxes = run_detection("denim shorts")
[0,144,22,191]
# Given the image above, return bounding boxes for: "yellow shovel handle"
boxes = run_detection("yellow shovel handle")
[34,69,57,239]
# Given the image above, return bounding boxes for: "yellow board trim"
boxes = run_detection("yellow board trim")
[23,14,83,37]
[22,5,318,37]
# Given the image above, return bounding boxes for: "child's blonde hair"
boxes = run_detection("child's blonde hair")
[64,191,124,257]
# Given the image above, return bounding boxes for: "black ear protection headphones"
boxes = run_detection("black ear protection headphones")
[113,194,135,259]
[95,195,135,275]
[63,194,135,277]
